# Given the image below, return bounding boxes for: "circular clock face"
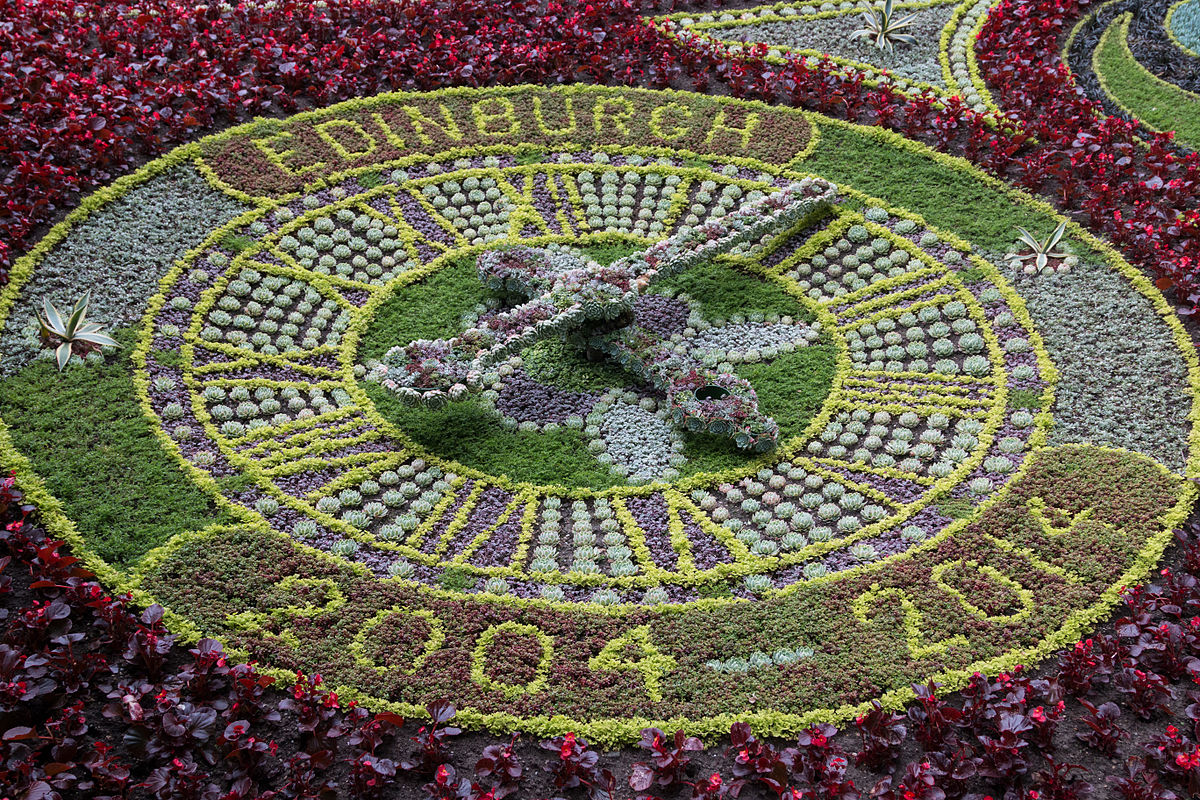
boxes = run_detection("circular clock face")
[1,85,1194,742]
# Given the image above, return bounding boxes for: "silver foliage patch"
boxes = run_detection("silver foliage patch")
[684,321,816,355]
[704,1,960,88]
[0,164,251,376]
[998,256,1192,472]
[597,397,683,483]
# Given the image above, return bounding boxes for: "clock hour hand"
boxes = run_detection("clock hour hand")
[372,179,836,451]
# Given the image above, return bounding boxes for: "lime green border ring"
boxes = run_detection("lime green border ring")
[0,85,1197,745]
[1091,12,1200,149]
[141,160,1024,595]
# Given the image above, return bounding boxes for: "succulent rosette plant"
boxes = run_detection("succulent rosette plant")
[667,370,779,453]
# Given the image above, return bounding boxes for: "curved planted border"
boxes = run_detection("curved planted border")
[0,86,1197,745]
[1064,0,1200,149]
[1167,0,1200,55]
[647,0,1004,115]
[1091,14,1200,149]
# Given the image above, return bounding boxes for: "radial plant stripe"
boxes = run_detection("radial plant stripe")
[0,85,1196,745]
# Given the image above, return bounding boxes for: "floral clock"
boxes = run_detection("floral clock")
[0,85,1196,744]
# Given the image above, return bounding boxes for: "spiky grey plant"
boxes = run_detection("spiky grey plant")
[1013,221,1070,271]
[36,291,117,371]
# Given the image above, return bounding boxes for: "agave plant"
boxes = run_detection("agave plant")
[1013,220,1070,271]
[36,291,117,371]
[849,0,919,52]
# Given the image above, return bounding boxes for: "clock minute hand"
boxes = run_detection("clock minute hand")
[378,251,641,404]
